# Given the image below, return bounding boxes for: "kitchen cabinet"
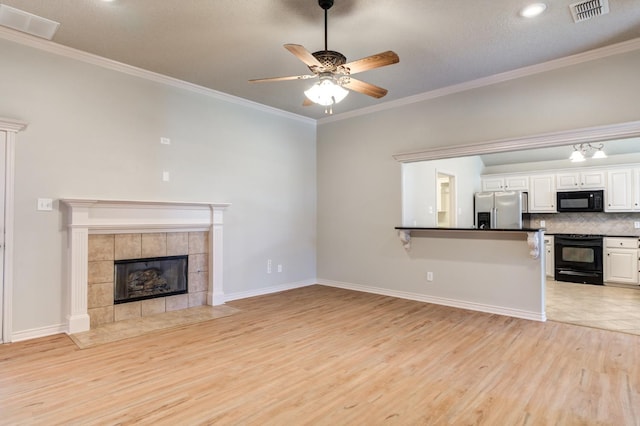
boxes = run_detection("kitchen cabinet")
[481,175,528,192]
[556,170,605,190]
[604,237,639,284]
[544,235,554,278]
[529,174,556,213]
[606,169,633,211]
[633,169,640,210]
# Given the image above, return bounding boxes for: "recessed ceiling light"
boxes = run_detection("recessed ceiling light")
[520,3,547,18]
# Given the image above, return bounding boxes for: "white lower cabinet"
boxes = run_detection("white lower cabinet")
[604,238,639,284]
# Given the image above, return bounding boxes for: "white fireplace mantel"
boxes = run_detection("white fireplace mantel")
[61,199,230,334]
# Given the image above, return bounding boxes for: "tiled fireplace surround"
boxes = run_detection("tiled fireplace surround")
[87,232,209,328]
[62,199,230,334]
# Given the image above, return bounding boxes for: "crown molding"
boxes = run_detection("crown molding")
[392,120,640,163]
[0,117,28,132]
[0,27,315,126]
[320,37,640,125]
[3,23,639,128]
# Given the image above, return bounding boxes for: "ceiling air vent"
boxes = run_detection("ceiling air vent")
[569,0,610,23]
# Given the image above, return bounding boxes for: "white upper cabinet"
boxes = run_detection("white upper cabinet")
[556,170,605,190]
[529,174,556,213]
[481,175,528,192]
[481,177,505,191]
[606,168,633,211]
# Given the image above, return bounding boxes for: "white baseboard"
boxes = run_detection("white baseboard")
[10,323,67,343]
[223,279,316,302]
[317,279,546,322]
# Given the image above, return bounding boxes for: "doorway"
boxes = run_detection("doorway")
[0,118,24,344]
[436,172,456,228]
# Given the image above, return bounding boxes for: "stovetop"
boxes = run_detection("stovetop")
[554,234,605,239]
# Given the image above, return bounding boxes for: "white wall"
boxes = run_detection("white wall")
[402,156,483,227]
[0,38,317,335]
[317,48,640,312]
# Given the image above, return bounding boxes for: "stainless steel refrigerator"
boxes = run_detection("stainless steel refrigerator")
[474,191,528,229]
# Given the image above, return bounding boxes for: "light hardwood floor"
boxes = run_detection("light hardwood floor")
[1,285,639,425]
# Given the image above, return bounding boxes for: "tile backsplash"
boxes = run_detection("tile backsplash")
[530,212,640,236]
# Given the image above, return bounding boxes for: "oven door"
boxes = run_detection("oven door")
[554,236,603,284]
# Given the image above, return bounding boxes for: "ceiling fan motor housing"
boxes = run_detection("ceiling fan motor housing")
[318,0,334,10]
[312,50,347,71]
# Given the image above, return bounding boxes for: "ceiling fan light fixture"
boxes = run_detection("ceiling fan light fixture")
[304,76,348,106]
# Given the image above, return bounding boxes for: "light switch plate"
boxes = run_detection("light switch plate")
[37,198,53,211]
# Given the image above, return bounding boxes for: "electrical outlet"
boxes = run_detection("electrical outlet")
[540,220,546,228]
[277,264,282,273]
[426,272,433,282]
[37,198,53,211]
[162,171,170,182]
[635,221,640,229]
[160,137,171,145]
[267,259,272,274]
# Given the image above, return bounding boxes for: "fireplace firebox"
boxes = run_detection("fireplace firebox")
[114,255,188,304]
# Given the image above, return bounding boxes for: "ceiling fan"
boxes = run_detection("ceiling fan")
[249,0,399,114]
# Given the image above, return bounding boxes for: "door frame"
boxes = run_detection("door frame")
[0,117,27,344]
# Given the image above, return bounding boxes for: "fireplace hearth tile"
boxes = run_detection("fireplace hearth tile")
[141,298,166,316]
[167,233,189,256]
[188,253,208,274]
[88,306,114,328]
[141,233,167,258]
[88,260,113,284]
[115,234,142,260]
[88,235,114,261]
[114,301,141,321]
[188,291,207,307]
[189,271,208,293]
[188,232,208,254]
[88,282,114,308]
[166,294,189,311]
[69,305,241,349]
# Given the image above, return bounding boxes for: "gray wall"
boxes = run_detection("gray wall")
[317,49,640,306]
[0,38,317,334]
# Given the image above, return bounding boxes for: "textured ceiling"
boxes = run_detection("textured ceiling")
[3,0,640,119]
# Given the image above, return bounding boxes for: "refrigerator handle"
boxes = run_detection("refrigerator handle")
[492,207,497,229]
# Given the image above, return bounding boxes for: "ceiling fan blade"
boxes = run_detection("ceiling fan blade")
[284,44,323,68]
[249,74,316,83]
[343,78,388,98]
[343,51,399,74]
[302,98,314,107]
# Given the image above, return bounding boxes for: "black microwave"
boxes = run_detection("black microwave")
[556,190,604,212]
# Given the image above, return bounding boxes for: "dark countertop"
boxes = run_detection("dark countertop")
[544,233,640,238]
[395,227,543,232]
